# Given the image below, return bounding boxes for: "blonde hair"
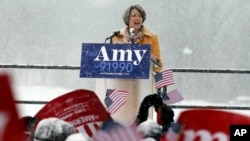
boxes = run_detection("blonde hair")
[123,4,146,25]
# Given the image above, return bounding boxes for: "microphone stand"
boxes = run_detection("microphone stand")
[110,37,113,44]
[131,38,135,44]
[104,35,114,44]
[105,30,120,44]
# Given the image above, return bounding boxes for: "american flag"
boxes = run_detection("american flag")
[155,69,175,88]
[105,89,128,114]
[94,119,142,141]
[162,89,184,105]
[166,122,183,141]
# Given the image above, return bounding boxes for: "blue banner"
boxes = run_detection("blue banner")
[80,43,151,79]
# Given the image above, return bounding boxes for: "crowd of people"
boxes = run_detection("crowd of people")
[19,83,175,141]
[19,107,174,141]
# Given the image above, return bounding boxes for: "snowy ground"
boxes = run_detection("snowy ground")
[14,85,250,121]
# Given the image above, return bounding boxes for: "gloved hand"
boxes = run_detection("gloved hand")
[157,104,174,132]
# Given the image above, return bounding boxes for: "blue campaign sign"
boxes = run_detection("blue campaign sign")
[80,43,151,79]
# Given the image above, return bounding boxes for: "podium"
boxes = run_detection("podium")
[80,43,151,79]
[80,43,156,125]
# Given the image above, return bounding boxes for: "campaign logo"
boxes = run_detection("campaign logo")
[80,43,151,79]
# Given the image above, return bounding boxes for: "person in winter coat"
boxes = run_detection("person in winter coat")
[34,117,76,141]
[96,4,163,125]
[113,4,163,72]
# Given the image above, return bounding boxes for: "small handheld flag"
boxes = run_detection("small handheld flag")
[155,69,175,88]
[105,89,128,114]
[162,89,184,105]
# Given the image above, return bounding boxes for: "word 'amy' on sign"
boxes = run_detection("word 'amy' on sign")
[93,45,148,65]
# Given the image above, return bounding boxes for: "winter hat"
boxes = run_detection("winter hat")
[65,133,92,141]
[136,119,161,141]
[34,117,76,141]
[157,104,174,133]
[19,116,38,134]
[19,116,38,141]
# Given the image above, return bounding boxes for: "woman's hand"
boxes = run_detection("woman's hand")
[151,54,161,67]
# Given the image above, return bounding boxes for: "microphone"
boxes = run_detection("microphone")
[105,30,120,40]
[129,28,135,43]
[129,28,135,37]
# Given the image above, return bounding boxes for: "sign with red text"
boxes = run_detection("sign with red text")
[0,74,27,141]
[35,89,111,138]
[167,109,250,141]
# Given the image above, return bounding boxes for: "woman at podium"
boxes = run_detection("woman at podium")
[96,4,163,125]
